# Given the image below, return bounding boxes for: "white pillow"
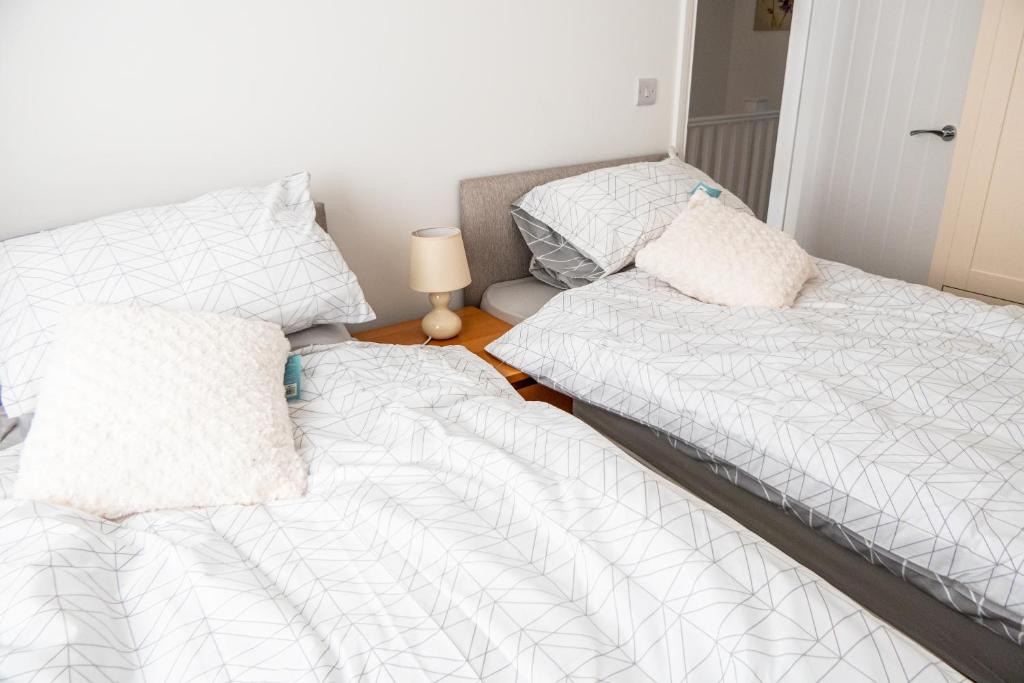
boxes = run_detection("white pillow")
[514,158,754,284]
[14,305,306,518]
[635,191,816,308]
[0,172,374,417]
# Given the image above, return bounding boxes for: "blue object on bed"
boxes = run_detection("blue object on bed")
[690,180,722,198]
[284,354,301,401]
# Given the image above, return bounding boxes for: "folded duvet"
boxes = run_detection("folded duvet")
[487,259,1024,645]
[0,341,958,681]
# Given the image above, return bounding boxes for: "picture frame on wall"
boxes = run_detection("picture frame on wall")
[754,0,793,31]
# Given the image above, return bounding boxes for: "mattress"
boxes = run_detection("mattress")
[480,276,560,324]
[0,412,27,451]
[0,341,959,681]
[486,259,1024,645]
[573,399,1024,682]
[285,322,352,349]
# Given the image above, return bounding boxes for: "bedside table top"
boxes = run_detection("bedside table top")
[353,307,530,387]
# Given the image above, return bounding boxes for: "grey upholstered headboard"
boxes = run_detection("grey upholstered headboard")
[458,154,665,306]
[314,202,327,231]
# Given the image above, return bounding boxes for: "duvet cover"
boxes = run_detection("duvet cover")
[487,259,1024,645]
[0,341,959,681]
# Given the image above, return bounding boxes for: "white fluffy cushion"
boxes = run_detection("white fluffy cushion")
[14,305,306,518]
[635,191,816,308]
[0,171,374,417]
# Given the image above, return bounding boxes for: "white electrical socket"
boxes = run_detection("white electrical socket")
[637,78,657,106]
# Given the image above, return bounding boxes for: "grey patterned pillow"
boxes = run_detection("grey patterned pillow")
[511,207,602,289]
[512,158,752,288]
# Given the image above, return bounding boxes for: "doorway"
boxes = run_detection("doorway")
[684,0,793,220]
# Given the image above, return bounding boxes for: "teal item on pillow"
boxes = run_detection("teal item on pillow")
[691,181,722,199]
[284,355,301,401]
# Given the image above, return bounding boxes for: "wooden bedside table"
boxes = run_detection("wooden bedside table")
[353,307,572,412]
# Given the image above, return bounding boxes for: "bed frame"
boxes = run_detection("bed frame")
[458,158,1022,683]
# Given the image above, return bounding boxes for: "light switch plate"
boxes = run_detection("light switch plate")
[637,78,657,106]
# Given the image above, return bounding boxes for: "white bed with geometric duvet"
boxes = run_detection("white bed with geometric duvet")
[487,258,1024,650]
[0,341,960,681]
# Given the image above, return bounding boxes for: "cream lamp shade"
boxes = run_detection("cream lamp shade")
[409,228,471,293]
[409,227,471,340]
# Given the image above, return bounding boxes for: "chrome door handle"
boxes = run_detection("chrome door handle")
[909,124,957,141]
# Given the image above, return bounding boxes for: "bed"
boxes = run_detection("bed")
[461,157,1024,682]
[0,339,968,682]
[0,182,964,681]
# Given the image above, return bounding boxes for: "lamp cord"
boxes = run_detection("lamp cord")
[421,336,433,346]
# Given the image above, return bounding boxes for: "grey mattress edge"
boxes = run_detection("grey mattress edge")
[480,277,562,325]
[286,323,351,349]
[572,398,1023,683]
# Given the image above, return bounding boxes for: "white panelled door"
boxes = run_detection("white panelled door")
[772,0,984,284]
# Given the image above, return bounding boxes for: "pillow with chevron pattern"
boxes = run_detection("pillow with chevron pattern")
[0,172,374,417]
[512,158,753,289]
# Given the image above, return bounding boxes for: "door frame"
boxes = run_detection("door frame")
[764,0,813,234]
[671,0,699,153]
[672,0,813,233]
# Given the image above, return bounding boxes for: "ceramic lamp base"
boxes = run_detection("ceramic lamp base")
[421,292,461,340]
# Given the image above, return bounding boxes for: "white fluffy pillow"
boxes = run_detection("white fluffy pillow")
[15,305,306,518]
[635,191,816,308]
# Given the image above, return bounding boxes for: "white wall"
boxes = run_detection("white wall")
[0,0,683,326]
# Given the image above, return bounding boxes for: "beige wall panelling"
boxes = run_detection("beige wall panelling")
[942,286,1018,307]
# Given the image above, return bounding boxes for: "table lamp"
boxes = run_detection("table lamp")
[409,227,472,340]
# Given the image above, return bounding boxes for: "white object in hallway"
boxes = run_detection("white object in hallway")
[770,0,984,285]
[686,110,780,220]
[744,97,771,113]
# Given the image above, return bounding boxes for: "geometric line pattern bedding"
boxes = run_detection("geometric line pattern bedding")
[0,342,959,681]
[610,416,1019,647]
[513,158,753,284]
[511,206,605,289]
[0,172,374,417]
[487,260,1024,645]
